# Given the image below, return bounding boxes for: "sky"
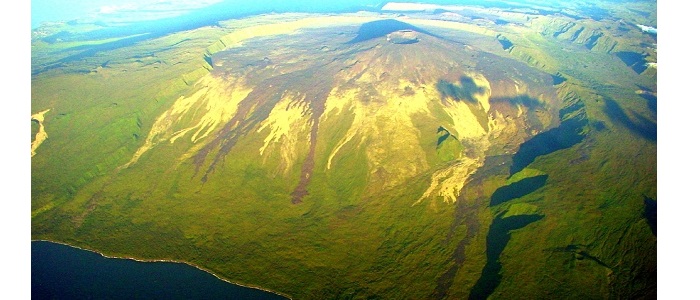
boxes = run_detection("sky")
[31,0,655,30]
[31,0,225,29]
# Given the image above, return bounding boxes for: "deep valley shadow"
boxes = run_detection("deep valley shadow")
[496,35,513,50]
[603,98,656,141]
[615,51,648,74]
[551,73,567,85]
[510,100,588,176]
[490,175,548,206]
[638,93,657,114]
[468,213,544,300]
[643,195,657,236]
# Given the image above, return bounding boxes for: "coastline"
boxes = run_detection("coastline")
[31,239,293,300]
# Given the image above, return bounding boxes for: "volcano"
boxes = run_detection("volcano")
[32,9,656,300]
[121,19,563,206]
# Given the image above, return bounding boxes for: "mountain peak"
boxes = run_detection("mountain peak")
[387,29,420,44]
[348,19,435,44]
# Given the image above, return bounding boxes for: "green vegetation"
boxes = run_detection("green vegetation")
[436,127,463,162]
[31,120,40,142]
[32,4,656,299]
[502,203,541,218]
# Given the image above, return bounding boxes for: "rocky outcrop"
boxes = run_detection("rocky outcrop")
[506,46,549,70]
[387,30,420,44]
[529,17,618,53]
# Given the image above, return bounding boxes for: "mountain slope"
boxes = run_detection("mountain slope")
[31,11,656,299]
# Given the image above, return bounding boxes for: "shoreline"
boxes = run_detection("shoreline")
[31,239,293,300]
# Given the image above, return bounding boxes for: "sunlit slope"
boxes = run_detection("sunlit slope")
[32,10,656,300]
[121,22,560,206]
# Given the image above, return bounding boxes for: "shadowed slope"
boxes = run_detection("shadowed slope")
[347,19,436,44]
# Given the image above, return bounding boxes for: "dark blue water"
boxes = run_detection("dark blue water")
[32,241,287,300]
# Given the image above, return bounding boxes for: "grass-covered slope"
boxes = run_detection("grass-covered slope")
[32,7,656,299]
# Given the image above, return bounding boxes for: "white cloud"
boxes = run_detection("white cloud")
[637,24,657,35]
[382,2,470,12]
[98,4,138,14]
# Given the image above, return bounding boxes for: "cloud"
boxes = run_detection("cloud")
[95,1,223,17]
[88,0,224,24]
[382,2,470,12]
[636,24,657,35]
[98,4,138,14]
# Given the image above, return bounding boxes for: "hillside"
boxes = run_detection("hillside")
[32,4,656,299]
